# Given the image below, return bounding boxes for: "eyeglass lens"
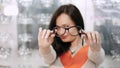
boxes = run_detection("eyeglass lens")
[53,26,81,36]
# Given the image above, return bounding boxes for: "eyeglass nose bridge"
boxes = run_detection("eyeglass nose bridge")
[64,28,70,30]
[64,28,70,33]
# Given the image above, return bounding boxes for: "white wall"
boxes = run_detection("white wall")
[71,0,95,31]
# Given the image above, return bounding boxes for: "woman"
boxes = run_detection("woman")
[38,4,105,68]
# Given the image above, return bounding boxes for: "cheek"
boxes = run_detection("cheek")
[68,36,76,41]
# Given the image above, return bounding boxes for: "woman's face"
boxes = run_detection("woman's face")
[56,13,79,42]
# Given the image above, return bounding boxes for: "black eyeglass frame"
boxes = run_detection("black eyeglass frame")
[53,26,83,37]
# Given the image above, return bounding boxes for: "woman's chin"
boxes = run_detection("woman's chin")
[61,39,70,42]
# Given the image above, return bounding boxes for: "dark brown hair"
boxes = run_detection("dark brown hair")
[48,4,84,56]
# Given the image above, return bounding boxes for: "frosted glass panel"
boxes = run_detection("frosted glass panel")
[0,0,120,68]
[93,0,120,68]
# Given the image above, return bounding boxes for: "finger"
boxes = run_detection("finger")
[50,30,54,34]
[95,31,101,44]
[38,27,42,39]
[80,30,88,38]
[50,33,55,38]
[91,32,96,43]
[82,32,90,45]
[49,31,55,37]
[87,32,92,45]
[42,29,47,39]
[79,29,82,34]
[45,30,51,39]
[79,29,85,34]
[47,32,55,44]
[39,27,42,32]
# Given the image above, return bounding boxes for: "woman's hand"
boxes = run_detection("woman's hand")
[38,27,55,48]
[81,31,101,52]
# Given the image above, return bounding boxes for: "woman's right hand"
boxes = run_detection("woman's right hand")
[38,27,55,48]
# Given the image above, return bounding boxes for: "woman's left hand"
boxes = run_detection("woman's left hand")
[82,31,101,52]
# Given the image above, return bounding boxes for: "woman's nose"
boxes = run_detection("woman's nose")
[64,30,69,35]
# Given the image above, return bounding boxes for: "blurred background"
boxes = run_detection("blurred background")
[0,0,120,68]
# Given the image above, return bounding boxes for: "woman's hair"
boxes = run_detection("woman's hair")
[48,4,84,56]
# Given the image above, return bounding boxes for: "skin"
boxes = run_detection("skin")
[56,13,82,49]
[38,13,101,55]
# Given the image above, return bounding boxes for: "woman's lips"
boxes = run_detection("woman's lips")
[61,36,67,39]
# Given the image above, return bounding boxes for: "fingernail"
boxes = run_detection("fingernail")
[50,30,53,33]
[39,27,42,32]
[79,30,82,33]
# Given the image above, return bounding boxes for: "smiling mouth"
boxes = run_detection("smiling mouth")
[61,36,67,39]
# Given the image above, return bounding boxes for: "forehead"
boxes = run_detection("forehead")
[56,13,75,27]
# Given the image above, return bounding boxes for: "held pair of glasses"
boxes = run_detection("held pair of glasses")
[52,26,86,37]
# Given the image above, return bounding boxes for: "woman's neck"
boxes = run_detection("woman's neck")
[70,36,82,49]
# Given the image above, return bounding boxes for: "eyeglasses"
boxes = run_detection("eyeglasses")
[53,26,82,37]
